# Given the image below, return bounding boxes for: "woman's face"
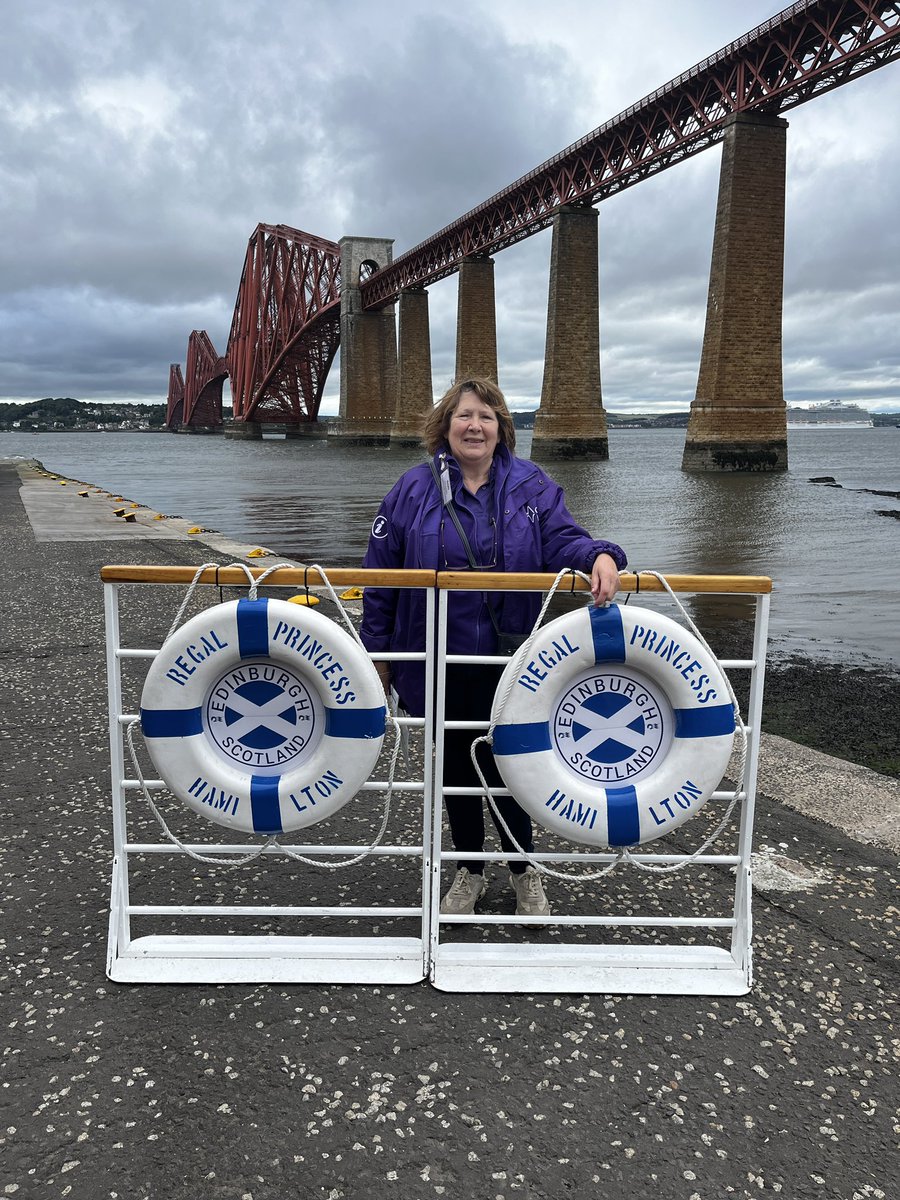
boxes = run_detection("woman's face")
[446,391,500,472]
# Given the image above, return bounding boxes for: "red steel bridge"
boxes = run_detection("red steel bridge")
[165,332,229,429]
[167,0,900,430]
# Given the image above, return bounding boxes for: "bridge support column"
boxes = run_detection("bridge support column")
[333,236,397,445]
[225,421,263,440]
[455,256,498,382]
[531,204,608,460]
[391,289,433,446]
[683,113,789,471]
[265,422,327,439]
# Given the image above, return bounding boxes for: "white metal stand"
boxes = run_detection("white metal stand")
[103,574,434,984]
[429,583,771,996]
[103,568,769,993]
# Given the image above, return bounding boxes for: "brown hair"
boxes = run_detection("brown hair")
[421,377,517,456]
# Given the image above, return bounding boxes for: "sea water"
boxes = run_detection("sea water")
[3,426,897,667]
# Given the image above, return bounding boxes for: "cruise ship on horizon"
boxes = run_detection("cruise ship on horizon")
[787,400,873,427]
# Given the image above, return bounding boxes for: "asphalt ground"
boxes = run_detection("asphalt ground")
[1,458,898,1200]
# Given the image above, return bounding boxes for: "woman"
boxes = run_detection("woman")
[360,377,627,917]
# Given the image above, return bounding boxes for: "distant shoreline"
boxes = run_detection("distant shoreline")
[1,427,169,434]
[4,393,899,434]
[5,423,899,435]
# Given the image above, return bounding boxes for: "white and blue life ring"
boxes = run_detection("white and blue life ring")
[140,597,386,836]
[491,603,735,847]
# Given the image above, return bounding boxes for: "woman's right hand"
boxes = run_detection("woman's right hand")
[590,552,620,605]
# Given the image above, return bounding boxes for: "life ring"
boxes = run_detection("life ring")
[139,597,386,835]
[490,603,735,847]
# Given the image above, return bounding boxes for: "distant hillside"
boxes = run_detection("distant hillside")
[0,397,167,431]
[511,410,690,429]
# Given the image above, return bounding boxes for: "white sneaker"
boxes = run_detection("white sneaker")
[440,868,487,915]
[510,866,551,917]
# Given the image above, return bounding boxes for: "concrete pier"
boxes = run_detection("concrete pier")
[2,457,897,1199]
[224,419,263,439]
[683,113,789,471]
[281,422,328,439]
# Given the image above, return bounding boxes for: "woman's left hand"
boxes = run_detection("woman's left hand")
[590,552,620,605]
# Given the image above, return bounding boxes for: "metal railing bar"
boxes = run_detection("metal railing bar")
[440,914,736,927]
[124,842,423,856]
[121,778,423,792]
[440,785,513,797]
[439,850,740,864]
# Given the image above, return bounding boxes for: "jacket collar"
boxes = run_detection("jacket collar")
[435,440,517,490]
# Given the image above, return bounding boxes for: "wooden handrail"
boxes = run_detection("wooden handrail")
[99,565,436,587]
[101,564,772,594]
[439,571,773,595]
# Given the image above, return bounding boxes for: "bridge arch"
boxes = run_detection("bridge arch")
[226,224,341,426]
[183,331,228,430]
[165,363,185,429]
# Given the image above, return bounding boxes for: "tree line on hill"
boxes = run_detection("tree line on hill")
[0,397,167,431]
[2,398,690,432]
[510,410,690,429]
[3,397,893,434]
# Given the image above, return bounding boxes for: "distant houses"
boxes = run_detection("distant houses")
[0,397,166,432]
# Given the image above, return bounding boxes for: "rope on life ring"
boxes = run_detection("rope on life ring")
[139,589,386,838]
[489,600,735,849]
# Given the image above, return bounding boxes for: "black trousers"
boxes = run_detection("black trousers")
[441,662,534,875]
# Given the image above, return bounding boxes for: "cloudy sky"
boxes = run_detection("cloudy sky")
[2,0,898,414]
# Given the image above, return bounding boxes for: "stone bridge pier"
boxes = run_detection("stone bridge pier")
[531,204,608,460]
[391,288,433,446]
[338,112,791,470]
[683,113,789,471]
[454,256,499,383]
[332,236,397,445]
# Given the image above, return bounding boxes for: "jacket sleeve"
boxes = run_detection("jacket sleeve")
[537,480,627,573]
[359,478,407,652]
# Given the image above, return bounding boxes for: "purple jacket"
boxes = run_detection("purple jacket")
[360,444,627,715]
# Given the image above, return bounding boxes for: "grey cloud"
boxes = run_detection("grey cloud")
[316,12,592,249]
[0,0,897,410]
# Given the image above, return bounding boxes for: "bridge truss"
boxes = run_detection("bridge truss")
[177,1,898,424]
[165,363,185,429]
[226,224,341,424]
[361,0,900,307]
[183,331,228,427]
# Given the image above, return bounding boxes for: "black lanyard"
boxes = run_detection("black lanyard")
[429,457,504,641]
